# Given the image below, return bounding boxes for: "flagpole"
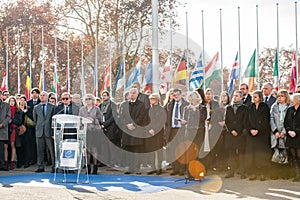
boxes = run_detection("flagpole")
[276,3,280,90]
[219,8,224,92]
[5,27,9,90]
[169,16,173,89]
[256,5,260,90]
[29,26,32,93]
[186,11,190,91]
[67,34,70,94]
[108,21,112,97]
[42,26,45,92]
[295,1,299,86]
[17,28,20,94]
[122,23,126,98]
[152,0,159,93]
[81,37,85,98]
[238,7,242,84]
[54,36,58,95]
[95,33,98,97]
[202,10,206,89]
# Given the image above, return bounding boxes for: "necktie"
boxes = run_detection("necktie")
[42,104,46,116]
[33,100,37,105]
[174,103,179,125]
[264,97,268,103]
[65,106,69,114]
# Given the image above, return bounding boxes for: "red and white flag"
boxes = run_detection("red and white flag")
[1,71,7,91]
[100,66,110,94]
[290,52,297,93]
[159,57,172,94]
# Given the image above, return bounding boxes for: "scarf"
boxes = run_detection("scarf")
[100,100,110,114]
[278,104,287,131]
[232,100,243,114]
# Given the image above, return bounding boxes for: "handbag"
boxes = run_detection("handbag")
[18,125,27,135]
[25,115,36,128]
[271,148,288,164]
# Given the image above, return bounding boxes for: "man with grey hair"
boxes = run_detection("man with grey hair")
[72,93,83,107]
[0,90,11,171]
[262,82,276,109]
[118,87,149,174]
[33,91,56,173]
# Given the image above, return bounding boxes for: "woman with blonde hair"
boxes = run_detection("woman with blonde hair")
[270,89,290,179]
[79,93,102,174]
[284,93,300,181]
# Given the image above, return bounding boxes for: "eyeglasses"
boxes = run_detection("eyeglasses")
[296,91,300,93]
[85,98,92,101]
[62,98,69,100]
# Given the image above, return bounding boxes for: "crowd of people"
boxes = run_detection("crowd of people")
[0,81,300,182]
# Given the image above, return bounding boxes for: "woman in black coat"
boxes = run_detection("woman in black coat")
[246,90,271,181]
[284,93,300,182]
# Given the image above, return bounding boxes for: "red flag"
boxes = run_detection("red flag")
[25,75,31,100]
[290,52,297,93]
[1,71,7,91]
[100,66,110,94]
[160,57,172,94]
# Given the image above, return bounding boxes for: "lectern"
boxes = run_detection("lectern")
[52,114,92,183]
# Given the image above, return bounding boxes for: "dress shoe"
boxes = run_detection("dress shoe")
[136,172,142,175]
[224,171,234,178]
[178,171,185,176]
[249,175,257,181]
[0,167,9,171]
[170,171,179,176]
[24,164,30,168]
[51,168,55,173]
[124,171,132,174]
[35,168,45,173]
[147,171,155,175]
[259,175,266,181]
[156,169,162,175]
[92,165,98,174]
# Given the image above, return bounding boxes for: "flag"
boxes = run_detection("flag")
[244,49,257,92]
[143,60,152,92]
[25,75,30,100]
[273,49,279,90]
[113,62,124,97]
[204,52,220,88]
[290,52,297,93]
[100,66,110,94]
[39,69,46,92]
[125,60,142,89]
[189,53,204,90]
[173,55,187,85]
[159,57,172,94]
[51,67,60,95]
[1,71,7,91]
[228,52,239,96]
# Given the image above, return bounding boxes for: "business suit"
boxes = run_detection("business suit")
[264,95,276,109]
[33,102,56,170]
[26,98,40,164]
[242,94,252,107]
[0,100,11,169]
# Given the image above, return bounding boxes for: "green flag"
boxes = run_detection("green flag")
[273,49,278,76]
[244,49,257,78]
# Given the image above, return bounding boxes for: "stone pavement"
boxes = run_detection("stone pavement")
[0,165,300,200]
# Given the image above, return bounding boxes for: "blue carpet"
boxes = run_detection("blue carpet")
[0,173,203,193]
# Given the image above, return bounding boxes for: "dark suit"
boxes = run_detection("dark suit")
[33,102,56,170]
[0,100,11,169]
[26,98,40,164]
[242,94,252,107]
[119,99,148,172]
[225,103,248,173]
[264,95,276,109]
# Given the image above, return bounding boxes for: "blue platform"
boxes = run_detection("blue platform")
[0,173,203,193]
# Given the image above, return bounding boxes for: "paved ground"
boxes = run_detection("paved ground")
[0,165,300,200]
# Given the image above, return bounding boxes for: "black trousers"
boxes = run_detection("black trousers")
[0,140,5,167]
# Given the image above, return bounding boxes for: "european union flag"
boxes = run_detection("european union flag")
[62,150,75,159]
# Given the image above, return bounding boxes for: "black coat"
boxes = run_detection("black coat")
[225,104,248,149]
[99,100,121,141]
[265,95,277,109]
[119,99,148,146]
[243,95,252,108]
[144,104,166,151]
[284,106,300,148]
[247,102,271,151]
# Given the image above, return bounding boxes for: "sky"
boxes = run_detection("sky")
[176,0,299,72]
